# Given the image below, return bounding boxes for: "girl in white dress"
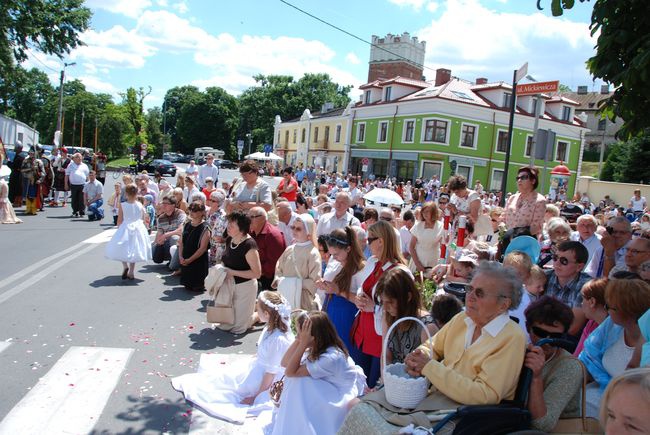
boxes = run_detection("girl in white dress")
[104,184,152,280]
[271,311,366,435]
[171,291,294,424]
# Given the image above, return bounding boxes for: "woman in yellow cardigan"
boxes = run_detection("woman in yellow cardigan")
[339,261,527,434]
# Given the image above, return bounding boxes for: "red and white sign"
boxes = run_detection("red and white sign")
[361,157,370,165]
[516,80,559,96]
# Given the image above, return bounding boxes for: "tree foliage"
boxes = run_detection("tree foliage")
[539,0,650,139]
[601,135,650,183]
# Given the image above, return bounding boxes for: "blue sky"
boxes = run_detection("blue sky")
[25,0,601,109]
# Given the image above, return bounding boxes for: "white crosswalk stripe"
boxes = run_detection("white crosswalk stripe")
[0,346,133,435]
[0,340,11,355]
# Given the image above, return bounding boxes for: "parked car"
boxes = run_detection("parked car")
[176,154,192,163]
[216,159,238,169]
[137,159,177,176]
[163,152,183,162]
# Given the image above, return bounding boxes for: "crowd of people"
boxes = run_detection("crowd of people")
[2,146,650,434]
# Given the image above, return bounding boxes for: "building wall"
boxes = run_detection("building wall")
[350,101,584,195]
[577,177,650,207]
[368,62,424,82]
[0,114,40,148]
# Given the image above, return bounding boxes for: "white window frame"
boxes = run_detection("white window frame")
[459,122,479,149]
[456,165,473,186]
[377,121,389,143]
[524,134,534,158]
[385,86,392,101]
[555,140,570,162]
[489,168,504,192]
[503,92,513,109]
[421,117,450,145]
[494,129,509,154]
[561,106,572,122]
[356,122,366,143]
[335,124,342,143]
[419,160,444,182]
[402,118,416,143]
[364,90,371,104]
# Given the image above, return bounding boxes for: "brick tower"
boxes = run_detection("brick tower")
[368,32,426,82]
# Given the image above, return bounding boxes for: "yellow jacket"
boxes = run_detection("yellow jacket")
[418,311,526,405]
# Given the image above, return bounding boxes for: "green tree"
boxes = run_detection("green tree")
[176,86,239,157]
[145,107,165,158]
[0,66,55,125]
[601,135,650,183]
[120,87,150,157]
[538,0,650,139]
[162,85,202,152]
[98,103,131,158]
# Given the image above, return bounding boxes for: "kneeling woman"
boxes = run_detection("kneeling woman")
[171,291,294,423]
[339,261,527,434]
[270,311,366,435]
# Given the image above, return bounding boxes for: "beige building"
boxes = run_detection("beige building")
[273,102,354,172]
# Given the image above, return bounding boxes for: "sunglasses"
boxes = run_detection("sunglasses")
[604,303,617,312]
[326,236,349,246]
[367,236,379,244]
[466,286,508,300]
[531,326,564,340]
[516,175,530,181]
[290,225,303,232]
[380,216,393,222]
[552,254,573,265]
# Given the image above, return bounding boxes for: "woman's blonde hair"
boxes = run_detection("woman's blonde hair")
[368,220,406,265]
[503,251,533,282]
[419,201,440,222]
[600,368,650,424]
[605,279,650,320]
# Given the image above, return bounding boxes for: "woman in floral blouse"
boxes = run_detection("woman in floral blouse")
[504,167,547,237]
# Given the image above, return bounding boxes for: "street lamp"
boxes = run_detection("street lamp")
[55,61,76,148]
[246,132,252,156]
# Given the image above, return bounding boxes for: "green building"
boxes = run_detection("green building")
[348,70,588,195]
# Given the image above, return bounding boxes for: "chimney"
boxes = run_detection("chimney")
[577,86,588,94]
[600,84,610,94]
[476,77,488,85]
[321,102,334,113]
[435,68,451,86]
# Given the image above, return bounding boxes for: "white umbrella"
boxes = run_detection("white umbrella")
[363,188,404,207]
[244,151,283,161]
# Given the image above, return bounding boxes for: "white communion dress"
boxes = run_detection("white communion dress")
[269,346,366,435]
[172,327,294,424]
[104,201,152,263]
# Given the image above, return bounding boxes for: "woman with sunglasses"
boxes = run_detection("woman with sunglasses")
[273,214,321,310]
[579,278,650,417]
[503,167,547,238]
[352,220,408,388]
[523,296,583,432]
[320,227,366,367]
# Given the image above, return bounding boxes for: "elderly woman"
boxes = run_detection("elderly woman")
[339,261,526,434]
[504,167,547,237]
[447,175,481,224]
[206,189,228,266]
[273,214,322,310]
[579,278,650,417]
[408,201,444,277]
[524,296,582,432]
[217,211,262,334]
[226,160,272,212]
[539,216,572,267]
[599,368,650,435]
[172,187,188,213]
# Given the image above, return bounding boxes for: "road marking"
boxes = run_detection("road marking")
[0,341,11,355]
[82,229,117,244]
[0,346,133,435]
[0,243,96,306]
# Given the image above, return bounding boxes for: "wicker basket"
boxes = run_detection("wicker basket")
[382,316,433,409]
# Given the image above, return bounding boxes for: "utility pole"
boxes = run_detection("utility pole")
[55,62,76,147]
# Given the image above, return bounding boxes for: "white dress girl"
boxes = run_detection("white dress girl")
[104,201,152,263]
[270,346,366,435]
[172,327,293,424]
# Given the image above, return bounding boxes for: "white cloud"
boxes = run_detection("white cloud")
[156,0,168,6]
[388,0,427,10]
[426,1,439,12]
[172,1,189,14]
[72,26,156,69]
[346,52,361,65]
[416,0,596,86]
[84,0,152,18]
[74,75,119,94]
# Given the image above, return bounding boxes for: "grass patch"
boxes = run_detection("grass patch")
[581,161,601,178]
[108,157,135,168]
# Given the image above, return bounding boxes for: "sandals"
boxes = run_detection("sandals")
[121,268,129,280]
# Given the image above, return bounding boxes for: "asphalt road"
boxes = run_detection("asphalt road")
[0,166,283,434]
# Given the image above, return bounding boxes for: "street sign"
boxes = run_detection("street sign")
[515,62,528,83]
[516,80,559,96]
[361,157,369,165]
[140,143,147,150]
[263,144,272,157]
[237,140,244,152]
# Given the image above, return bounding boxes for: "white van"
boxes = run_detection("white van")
[194,147,224,163]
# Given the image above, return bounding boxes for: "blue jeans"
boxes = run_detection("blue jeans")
[87,199,104,219]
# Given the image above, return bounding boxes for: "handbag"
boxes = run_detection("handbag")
[206,274,235,324]
[269,375,285,407]
[550,359,603,434]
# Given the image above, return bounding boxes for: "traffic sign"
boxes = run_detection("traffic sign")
[361,157,369,165]
[263,144,272,157]
[237,139,244,152]
[516,80,559,96]
[140,143,147,150]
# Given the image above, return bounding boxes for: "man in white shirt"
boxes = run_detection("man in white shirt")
[197,154,219,188]
[316,192,361,236]
[571,214,603,278]
[601,216,633,277]
[83,170,104,221]
[65,153,89,217]
[185,160,198,177]
[276,200,298,246]
[399,210,415,260]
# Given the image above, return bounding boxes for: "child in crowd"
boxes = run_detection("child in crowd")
[172,291,294,423]
[143,194,155,233]
[431,250,478,285]
[527,265,547,301]
[503,251,534,335]
[108,182,122,226]
[271,311,366,435]
[429,293,463,331]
